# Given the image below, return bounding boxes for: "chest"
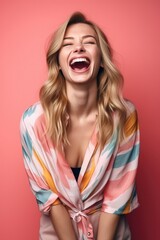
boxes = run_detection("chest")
[64,121,96,167]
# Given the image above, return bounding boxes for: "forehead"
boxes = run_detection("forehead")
[64,23,97,38]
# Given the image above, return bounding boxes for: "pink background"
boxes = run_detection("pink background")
[1,0,160,239]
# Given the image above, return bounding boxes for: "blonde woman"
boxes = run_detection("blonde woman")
[20,12,140,240]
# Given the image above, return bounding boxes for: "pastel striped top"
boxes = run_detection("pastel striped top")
[20,100,140,239]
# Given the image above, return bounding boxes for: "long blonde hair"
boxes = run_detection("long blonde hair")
[40,12,127,147]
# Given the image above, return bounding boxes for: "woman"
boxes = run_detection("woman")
[20,12,140,240]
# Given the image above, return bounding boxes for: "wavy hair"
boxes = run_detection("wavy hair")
[39,12,128,147]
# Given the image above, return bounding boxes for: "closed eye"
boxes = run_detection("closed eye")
[84,41,96,45]
[62,43,73,47]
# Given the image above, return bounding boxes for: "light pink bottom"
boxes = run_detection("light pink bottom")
[39,211,131,240]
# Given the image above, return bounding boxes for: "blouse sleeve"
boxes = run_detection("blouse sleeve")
[20,113,60,214]
[102,104,140,215]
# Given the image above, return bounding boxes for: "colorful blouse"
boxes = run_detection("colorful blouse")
[20,100,140,240]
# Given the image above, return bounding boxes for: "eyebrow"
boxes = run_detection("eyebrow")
[63,35,97,40]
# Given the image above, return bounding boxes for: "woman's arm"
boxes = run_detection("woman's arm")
[50,204,77,240]
[97,212,119,240]
[98,105,140,239]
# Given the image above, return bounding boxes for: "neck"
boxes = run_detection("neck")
[66,81,98,120]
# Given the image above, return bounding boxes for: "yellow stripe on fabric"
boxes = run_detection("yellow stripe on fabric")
[52,198,61,206]
[80,154,96,192]
[122,204,130,214]
[33,149,59,195]
[124,111,138,137]
[122,198,132,214]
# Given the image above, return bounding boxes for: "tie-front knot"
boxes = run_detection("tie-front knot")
[72,210,87,223]
[69,209,94,239]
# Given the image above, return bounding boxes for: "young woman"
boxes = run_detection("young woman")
[20,12,140,240]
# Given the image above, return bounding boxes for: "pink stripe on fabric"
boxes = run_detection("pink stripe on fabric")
[104,170,137,201]
[26,168,49,189]
[34,114,55,154]
[117,133,139,154]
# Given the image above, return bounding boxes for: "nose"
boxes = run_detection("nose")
[73,42,85,53]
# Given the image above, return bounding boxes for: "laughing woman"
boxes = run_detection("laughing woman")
[20,12,140,240]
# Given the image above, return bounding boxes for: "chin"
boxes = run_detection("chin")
[69,77,96,85]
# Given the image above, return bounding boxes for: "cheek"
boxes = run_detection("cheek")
[58,50,67,66]
[58,54,69,77]
[92,48,101,60]
[93,52,102,66]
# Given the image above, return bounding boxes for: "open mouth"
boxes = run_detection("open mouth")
[70,57,90,71]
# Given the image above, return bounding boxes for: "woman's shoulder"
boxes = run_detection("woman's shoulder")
[20,101,44,127]
[124,99,137,116]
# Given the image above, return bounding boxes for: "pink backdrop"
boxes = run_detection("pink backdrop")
[1,0,160,239]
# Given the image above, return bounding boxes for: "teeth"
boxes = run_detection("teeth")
[70,58,89,65]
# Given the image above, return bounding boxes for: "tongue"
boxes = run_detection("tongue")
[71,61,89,71]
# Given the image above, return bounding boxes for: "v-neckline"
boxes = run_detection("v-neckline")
[54,124,98,208]
[56,122,98,184]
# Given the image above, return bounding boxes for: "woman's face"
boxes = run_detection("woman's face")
[58,23,102,85]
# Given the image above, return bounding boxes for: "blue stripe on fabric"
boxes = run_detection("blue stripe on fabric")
[23,105,37,119]
[36,189,52,205]
[114,205,125,215]
[23,130,32,157]
[114,203,127,215]
[102,131,118,156]
[22,145,30,160]
[114,186,137,215]
[113,143,140,168]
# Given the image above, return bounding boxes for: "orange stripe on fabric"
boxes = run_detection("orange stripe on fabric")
[80,143,99,192]
[122,197,132,214]
[51,198,61,206]
[80,155,96,192]
[33,149,59,195]
[124,111,138,137]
